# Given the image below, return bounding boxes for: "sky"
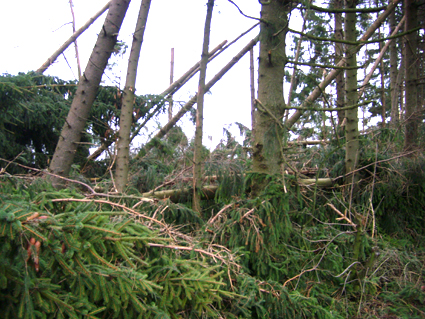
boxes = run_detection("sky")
[0,0,303,150]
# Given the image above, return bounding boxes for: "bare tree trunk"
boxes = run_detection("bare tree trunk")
[128,40,227,142]
[115,0,151,193]
[403,0,419,152]
[379,29,386,126]
[334,0,345,129]
[136,36,259,158]
[37,1,111,74]
[86,41,227,161]
[285,0,400,130]
[69,0,82,78]
[48,0,130,188]
[389,11,400,126]
[250,48,256,142]
[344,0,359,181]
[285,7,308,121]
[168,48,174,122]
[193,0,214,213]
[358,16,405,100]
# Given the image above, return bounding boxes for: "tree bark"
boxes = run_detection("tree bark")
[252,0,290,187]
[285,8,308,121]
[115,0,151,193]
[403,0,419,152]
[193,0,214,212]
[168,48,174,122]
[48,0,130,188]
[333,0,345,129]
[344,0,359,180]
[389,11,400,126]
[358,16,405,100]
[37,1,111,74]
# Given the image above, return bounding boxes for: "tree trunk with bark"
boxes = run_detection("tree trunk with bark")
[37,1,111,74]
[115,0,151,193]
[136,36,258,158]
[389,11,400,126]
[403,0,419,152]
[48,0,130,188]
[251,0,290,194]
[285,0,400,130]
[344,0,360,181]
[193,0,214,212]
[333,0,345,130]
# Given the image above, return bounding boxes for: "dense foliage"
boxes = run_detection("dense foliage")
[1,125,425,318]
[0,72,163,173]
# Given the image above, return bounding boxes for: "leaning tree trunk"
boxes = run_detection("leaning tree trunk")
[193,0,214,213]
[284,0,400,130]
[403,0,418,152]
[344,0,359,182]
[136,36,258,157]
[37,1,111,74]
[115,0,151,193]
[48,0,130,188]
[251,0,291,195]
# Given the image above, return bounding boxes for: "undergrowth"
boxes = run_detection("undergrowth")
[1,128,425,318]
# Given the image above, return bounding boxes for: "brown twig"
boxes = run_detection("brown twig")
[326,203,356,227]
[51,198,165,227]
[208,203,233,225]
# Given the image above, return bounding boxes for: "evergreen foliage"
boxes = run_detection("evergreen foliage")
[0,73,163,173]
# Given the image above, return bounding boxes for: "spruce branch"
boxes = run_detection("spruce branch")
[288,26,420,46]
[303,4,387,13]
[287,60,362,70]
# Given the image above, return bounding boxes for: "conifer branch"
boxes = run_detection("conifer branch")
[289,26,420,46]
[285,99,376,111]
[51,198,166,227]
[287,60,362,70]
[303,4,387,13]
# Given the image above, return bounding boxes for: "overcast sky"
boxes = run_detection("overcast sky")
[1,0,304,149]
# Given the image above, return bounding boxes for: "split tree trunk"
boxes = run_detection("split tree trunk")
[48,0,130,188]
[193,0,214,212]
[69,0,82,79]
[115,0,151,193]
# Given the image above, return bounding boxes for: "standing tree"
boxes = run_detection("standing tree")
[251,0,291,194]
[115,0,152,193]
[333,0,345,129]
[403,0,419,152]
[48,0,130,188]
[193,0,214,212]
[389,9,400,126]
[344,0,360,181]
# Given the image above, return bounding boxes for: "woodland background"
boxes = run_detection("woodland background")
[0,0,425,318]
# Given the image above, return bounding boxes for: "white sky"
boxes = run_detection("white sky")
[1,0,308,150]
